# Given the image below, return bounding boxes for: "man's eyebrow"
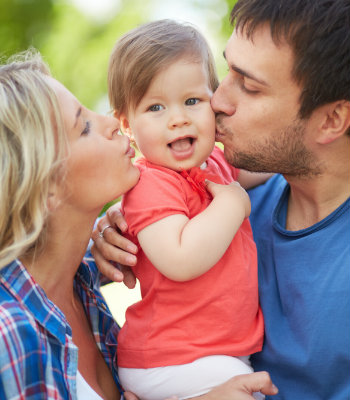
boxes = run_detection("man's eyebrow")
[73,107,82,128]
[223,50,269,87]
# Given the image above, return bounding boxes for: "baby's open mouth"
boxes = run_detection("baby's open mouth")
[168,137,194,152]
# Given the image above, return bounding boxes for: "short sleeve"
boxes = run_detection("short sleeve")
[209,146,240,182]
[122,167,189,237]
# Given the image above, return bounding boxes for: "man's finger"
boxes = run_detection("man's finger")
[241,371,278,396]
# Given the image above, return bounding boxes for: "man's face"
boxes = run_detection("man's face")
[211,24,320,176]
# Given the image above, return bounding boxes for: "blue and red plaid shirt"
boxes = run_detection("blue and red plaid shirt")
[0,254,122,399]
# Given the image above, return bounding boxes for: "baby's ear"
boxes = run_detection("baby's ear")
[119,113,133,140]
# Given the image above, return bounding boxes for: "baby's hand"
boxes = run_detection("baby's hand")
[205,180,251,218]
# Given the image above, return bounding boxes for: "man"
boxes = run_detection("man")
[93,0,350,398]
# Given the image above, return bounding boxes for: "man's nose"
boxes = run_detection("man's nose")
[211,76,236,116]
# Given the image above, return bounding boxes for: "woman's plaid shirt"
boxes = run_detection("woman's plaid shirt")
[0,254,122,399]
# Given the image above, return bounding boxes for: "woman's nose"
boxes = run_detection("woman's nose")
[211,76,236,116]
[103,115,120,138]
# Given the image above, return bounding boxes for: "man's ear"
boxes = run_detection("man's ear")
[317,100,350,144]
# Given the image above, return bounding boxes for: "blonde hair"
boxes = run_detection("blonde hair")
[0,49,66,269]
[108,19,219,117]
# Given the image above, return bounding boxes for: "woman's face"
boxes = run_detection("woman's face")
[48,77,140,214]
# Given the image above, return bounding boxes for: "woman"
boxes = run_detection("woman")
[0,49,139,399]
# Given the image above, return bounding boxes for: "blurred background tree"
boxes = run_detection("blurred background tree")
[1,0,237,111]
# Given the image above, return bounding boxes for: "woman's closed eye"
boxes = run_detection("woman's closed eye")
[81,120,91,135]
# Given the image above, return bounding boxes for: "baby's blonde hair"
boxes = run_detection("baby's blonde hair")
[108,19,219,117]
[0,49,66,269]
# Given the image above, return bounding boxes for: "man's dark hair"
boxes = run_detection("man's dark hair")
[231,0,350,120]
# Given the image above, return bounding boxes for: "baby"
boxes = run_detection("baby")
[108,19,268,400]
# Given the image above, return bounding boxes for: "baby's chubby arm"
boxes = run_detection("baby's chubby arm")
[137,179,251,281]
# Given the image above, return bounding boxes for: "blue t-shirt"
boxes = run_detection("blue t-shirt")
[249,174,350,400]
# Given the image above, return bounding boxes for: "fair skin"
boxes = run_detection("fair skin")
[92,22,350,399]
[118,57,264,281]
[21,77,140,400]
[212,25,350,231]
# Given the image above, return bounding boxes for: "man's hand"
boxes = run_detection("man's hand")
[191,372,278,400]
[123,391,139,400]
[91,203,138,287]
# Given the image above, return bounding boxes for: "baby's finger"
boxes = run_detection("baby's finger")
[107,204,128,233]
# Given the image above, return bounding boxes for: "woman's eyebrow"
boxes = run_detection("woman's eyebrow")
[73,107,82,128]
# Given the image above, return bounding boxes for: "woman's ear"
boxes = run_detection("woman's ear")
[47,182,61,212]
[317,100,350,144]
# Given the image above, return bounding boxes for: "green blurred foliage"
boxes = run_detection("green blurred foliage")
[40,0,155,110]
[1,0,237,109]
[0,0,238,139]
[0,0,55,56]
[1,0,156,109]
[221,0,237,38]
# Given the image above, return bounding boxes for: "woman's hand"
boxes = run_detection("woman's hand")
[91,203,138,287]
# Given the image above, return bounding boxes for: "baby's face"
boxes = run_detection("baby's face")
[121,58,216,171]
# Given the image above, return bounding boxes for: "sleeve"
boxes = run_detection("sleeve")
[122,168,189,237]
[210,146,240,182]
[0,305,48,399]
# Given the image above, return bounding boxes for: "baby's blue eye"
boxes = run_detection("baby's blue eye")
[186,98,199,106]
[148,104,163,112]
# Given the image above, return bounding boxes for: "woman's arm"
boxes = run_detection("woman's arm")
[137,180,250,281]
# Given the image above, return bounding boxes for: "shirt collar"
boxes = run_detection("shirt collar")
[0,259,93,344]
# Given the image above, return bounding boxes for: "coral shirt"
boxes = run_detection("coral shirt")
[118,146,264,368]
